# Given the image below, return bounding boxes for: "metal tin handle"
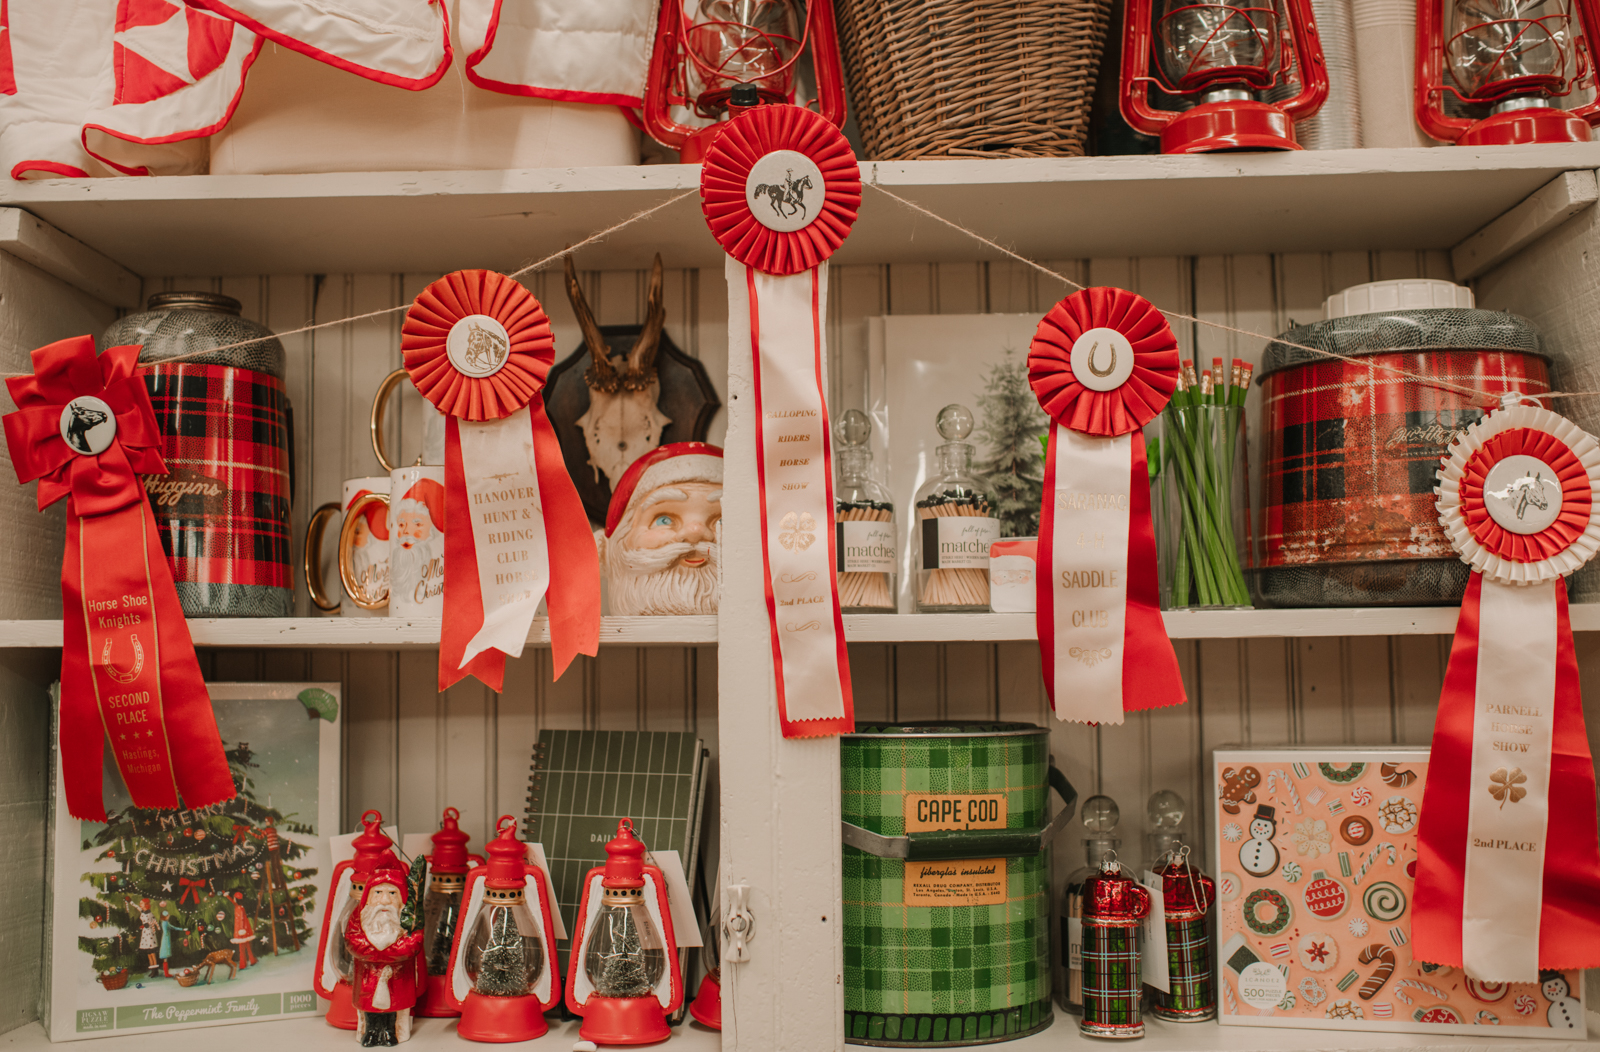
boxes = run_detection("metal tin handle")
[842,764,1078,861]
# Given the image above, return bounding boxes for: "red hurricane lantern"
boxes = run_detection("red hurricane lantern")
[1121,0,1330,151]
[313,810,403,1031]
[565,819,683,1045]
[643,0,847,161]
[442,815,562,1041]
[415,807,485,1018]
[1415,0,1600,143]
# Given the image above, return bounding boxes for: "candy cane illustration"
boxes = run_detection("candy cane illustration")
[1357,944,1395,1000]
[1353,842,1398,886]
[1266,769,1303,813]
[1380,762,1416,787]
[99,634,145,684]
[1394,979,1449,1005]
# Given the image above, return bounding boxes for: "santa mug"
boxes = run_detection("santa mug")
[374,463,446,618]
[305,477,391,617]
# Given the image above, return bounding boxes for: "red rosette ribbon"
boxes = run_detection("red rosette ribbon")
[699,105,858,738]
[2,336,233,820]
[1027,287,1185,725]
[1415,401,1600,980]
[401,270,600,692]
[700,105,860,276]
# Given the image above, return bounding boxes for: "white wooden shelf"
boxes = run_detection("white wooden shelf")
[2,146,1596,277]
[2,1012,1595,1052]
[5,604,1600,649]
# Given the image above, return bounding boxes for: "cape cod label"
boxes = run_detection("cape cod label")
[903,792,1008,832]
[836,520,896,573]
[921,516,1000,570]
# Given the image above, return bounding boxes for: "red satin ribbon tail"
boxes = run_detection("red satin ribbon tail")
[529,401,599,680]
[1035,428,1058,709]
[60,510,108,821]
[139,500,233,810]
[1540,577,1600,966]
[779,713,855,738]
[440,418,502,693]
[1122,430,1185,712]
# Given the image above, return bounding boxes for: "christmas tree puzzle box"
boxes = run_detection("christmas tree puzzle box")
[44,682,340,1041]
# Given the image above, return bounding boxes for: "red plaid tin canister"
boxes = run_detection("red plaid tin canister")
[101,293,293,617]
[1257,307,1547,606]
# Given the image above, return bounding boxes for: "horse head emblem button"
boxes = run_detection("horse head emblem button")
[59,395,116,456]
[1484,453,1563,535]
[746,150,826,234]
[446,314,511,379]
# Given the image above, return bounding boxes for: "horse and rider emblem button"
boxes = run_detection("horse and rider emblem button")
[745,150,825,234]
[1483,454,1563,535]
[446,314,511,379]
[58,395,116,456]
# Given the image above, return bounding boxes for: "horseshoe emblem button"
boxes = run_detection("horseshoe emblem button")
[1069,327,1135,393]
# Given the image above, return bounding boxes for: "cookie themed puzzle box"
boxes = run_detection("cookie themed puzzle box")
[45,682,340,1041]
[1214,747,1584,1038]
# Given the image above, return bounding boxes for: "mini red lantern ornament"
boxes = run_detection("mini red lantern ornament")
[565,819,683,1045]
[415,807,484,1018]
[314,811,404,1031]
[643,0,847,161]
[1415,0,1600,143]
[442,815,562,1041]
[1120,0,1330,151]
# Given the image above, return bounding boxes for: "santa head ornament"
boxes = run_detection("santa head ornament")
[599,442,724,616]
[1414,396,1600,982]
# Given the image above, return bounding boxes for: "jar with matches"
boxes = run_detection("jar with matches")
[834,409,896,613]
[914,404,1000,612]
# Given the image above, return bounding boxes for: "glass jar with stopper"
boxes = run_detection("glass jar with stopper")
[1060,794,1122,1016]
[914,404,1000,612]
[834,409,896,613]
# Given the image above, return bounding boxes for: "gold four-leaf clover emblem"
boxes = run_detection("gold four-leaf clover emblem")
[1488,766,1527,809]
[779,511,816,551]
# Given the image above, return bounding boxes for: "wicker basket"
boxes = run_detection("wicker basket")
[835,0,1114,159]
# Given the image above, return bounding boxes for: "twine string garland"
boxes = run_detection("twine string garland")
[7,179,1595,410]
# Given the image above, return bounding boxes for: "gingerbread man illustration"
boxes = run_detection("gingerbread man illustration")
[1220,765,1261,816]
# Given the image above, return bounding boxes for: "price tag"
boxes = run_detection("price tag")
[1141,871,1170,993]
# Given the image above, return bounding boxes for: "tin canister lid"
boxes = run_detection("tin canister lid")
[146,291,243,315]
[1323,279,1473,320]
[1258,308,1545,382]
[843,721,1046,739]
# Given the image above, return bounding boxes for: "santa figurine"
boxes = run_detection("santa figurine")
[597,443,724,616]
[344,866,426,1046]
[391,479,446,608]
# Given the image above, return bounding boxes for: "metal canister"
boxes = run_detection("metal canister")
[841,723,1076,1046]
[101,293,293,617]
[1079,863,1149,1039]
[1257,306,1547,606]
[1150,854,1215,1022]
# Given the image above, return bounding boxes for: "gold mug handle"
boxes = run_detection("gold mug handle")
[339,492,391,610]
[303,502,341,612]
[370,368,410,474]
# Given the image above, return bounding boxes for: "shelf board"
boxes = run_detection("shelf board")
[3,146,1598,276]
[5,604,1600,649]
[0,1015,720,1050]
[2,1013,1593,1052]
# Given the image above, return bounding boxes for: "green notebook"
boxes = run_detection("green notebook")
[524,729,709,945]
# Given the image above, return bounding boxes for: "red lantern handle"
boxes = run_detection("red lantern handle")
[1568,0,1600,124]
[643,0,697,150]
[807,0,848,127]
[1119,0,1173,133]
[1279,0,1331,120]
[1414,0,1475,140]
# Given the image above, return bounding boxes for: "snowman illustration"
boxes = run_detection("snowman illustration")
[1239,804,1280,877]
[1541,971,1582,1030]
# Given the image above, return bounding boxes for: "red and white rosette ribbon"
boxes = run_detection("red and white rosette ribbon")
[701,105,859,738]
[1415,399,1600,981]
[401,270,600,692]
[2,336,234,820]
[1027,288,1186,725]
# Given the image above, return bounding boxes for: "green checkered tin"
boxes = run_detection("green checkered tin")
[842,723,1055,1047]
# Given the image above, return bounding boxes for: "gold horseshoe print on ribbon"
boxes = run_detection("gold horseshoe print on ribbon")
[1087,341,1118,379]
[99,634,146,684]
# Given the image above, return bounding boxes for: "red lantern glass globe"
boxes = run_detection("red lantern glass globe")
[564,819,684,1045]
[415,807,484,1018]
[1415,0,1600,143]
[1120,0,1330,151]
[643,0,848,161]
